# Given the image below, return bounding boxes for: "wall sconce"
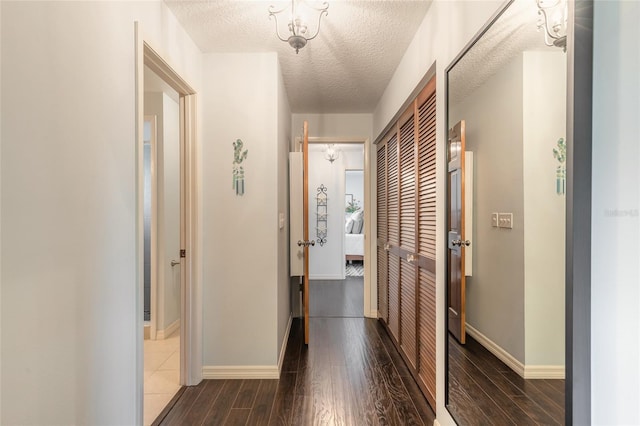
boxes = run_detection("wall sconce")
[324,144,340,163]
[536,0,567,51]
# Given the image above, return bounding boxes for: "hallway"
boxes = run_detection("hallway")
[153,318,435,425]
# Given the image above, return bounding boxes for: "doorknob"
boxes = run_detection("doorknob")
[451,239,462,247]
[297,240,316,247]
[170,260,180,267]
[462,240,471,247]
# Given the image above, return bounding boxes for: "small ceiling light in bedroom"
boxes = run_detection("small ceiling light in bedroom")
[324,144,340,163]
[536,0,567,51]
[269,0,329,54]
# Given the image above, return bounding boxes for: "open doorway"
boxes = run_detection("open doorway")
[135,28,201,425]
[307,143,366,318]
[142,66,182,425]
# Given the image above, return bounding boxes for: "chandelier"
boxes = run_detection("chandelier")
[269,0,329,54]
[324,144,340,163]
[536,0,567,51]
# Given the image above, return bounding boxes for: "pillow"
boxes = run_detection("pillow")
[350,209,364,233]
[345,218,354,233]
[352,217,364,234]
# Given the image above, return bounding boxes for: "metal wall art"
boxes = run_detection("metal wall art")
[316,184,328,246]
[232,139,248,196]
[553,137,566,195]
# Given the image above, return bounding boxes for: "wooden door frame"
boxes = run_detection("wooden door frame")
[135,22,202,424]
[442,0,593,423]
[294,136,375,318]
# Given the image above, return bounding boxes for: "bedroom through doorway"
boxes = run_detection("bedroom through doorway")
[307,143,365,318]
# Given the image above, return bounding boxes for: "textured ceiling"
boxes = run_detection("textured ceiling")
[164,0,432,113]
[448,0,561,106]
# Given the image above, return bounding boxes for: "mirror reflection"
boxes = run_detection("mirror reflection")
[446,0,566,423]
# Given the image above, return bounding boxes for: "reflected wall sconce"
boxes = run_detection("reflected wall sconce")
[324,144,340,163]
[536,0,567,51]
[269,0,329,54]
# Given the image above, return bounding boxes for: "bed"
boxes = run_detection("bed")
[345,209,364,262]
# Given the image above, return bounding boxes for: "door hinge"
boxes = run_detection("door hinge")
[180,249,186,258]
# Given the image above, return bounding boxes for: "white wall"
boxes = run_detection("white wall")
[0,1,202,424]
[522,51,566,367]
[276,60,292,361]
[308,149,345,279]
[370,1,506,423]
[592,1,640,424]
[291,113,372,143]
[201,52,286,368]
[346,169,364,211]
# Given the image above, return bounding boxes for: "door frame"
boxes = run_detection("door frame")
[294,136,375,318]
[135,22,202,423]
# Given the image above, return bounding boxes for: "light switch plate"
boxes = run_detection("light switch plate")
[498,213,513,229]
[491,213,499,227]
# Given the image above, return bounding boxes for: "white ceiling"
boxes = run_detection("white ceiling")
[164,0,432,113]
[448,0,559,106]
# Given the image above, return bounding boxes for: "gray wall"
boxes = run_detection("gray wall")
[450,54,526,362]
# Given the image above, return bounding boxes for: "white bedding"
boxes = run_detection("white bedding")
[345,233,365,256]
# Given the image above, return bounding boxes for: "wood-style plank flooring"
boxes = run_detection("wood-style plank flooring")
[448,334,565,425]
[154,318,435,425]
[309,277,364,318]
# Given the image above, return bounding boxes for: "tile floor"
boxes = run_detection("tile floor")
[144,329,180,426]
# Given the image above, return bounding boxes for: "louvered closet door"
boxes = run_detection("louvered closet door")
[399,114,417,369]
[376,144,388,323]
[386,133,400,340]
[416,86,437,409]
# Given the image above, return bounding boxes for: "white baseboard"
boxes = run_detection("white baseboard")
[366,309,378,319]
[278,314,293,374]
[434,420,442,426]
[465,323,565,379]
[524,365,565,379]
[309,274,343,280]
[157,318,180,340]
[202,365,279,379]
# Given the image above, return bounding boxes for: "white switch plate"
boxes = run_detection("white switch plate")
[498,213,513,229]
[491,213,499,227]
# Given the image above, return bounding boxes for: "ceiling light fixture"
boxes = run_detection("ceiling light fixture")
[536,0,567,51]
[324,144,340,163]
[269,0,329,54]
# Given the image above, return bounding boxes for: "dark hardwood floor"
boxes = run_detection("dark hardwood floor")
[154,318,436,425]
[309,277,364,318]
[447,334,565,425]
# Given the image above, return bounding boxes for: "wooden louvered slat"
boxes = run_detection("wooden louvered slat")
[416,88,437,410]
[400,259,417,369]
[418,268,437,409]
[387,254,400,340]
[418,91,437,261]
[377,246,388,323]
[387,135,399,245]
[377,145,387,242]
[399,116,416,251]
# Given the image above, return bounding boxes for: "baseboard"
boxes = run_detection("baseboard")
[278,314,293,374]
[157,318,180,340]
[523,365,565,379]
[366,309,379,319]
[309,274,343,280]
[202,365,280,379]
[434,420,441,426]
[465,323,565,379]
